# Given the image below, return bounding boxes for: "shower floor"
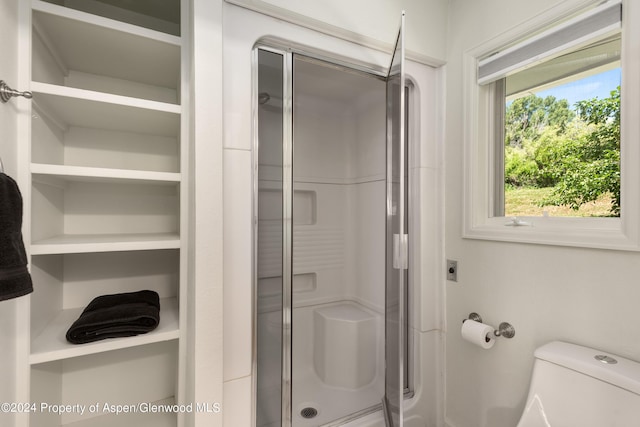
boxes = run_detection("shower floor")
[292,370,382,426]
[258,368,382,427]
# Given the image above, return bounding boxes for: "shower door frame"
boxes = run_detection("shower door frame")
[253,44,294,427]
[384,12,408,427]
[252,40,414,427]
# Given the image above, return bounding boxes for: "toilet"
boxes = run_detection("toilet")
[517,341,640,426]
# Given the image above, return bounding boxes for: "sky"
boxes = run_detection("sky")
[534,67,621,109]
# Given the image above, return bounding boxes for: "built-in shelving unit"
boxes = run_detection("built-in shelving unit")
[25,1,187,426]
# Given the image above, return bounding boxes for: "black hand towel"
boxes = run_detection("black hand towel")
[66,290,161,344]
[0,172,33,301]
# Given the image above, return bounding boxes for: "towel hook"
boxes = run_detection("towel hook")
[0,80,32,103]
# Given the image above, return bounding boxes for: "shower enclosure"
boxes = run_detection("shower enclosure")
[254,17,409,427]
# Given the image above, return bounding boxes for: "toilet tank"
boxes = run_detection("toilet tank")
[517,341,640,427]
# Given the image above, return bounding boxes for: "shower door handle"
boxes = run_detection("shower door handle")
[393,233,408,270]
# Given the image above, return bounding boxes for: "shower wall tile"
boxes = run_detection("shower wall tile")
[406,329,444,426]
[411,166,444,333]
[223,32,252,151]
[293,226,345,272]
[223,376,252,427]
[223,148,253,381]
[293,101,352,183]
[347,180,385,312]
[406,60,442,171]
[352,90,385,180]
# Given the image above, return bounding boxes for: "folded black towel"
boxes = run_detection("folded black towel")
[0,173,33,301]
[66,290,160,344]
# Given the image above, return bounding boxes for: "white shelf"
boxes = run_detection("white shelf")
[30,297,179,365]
[32,82,180,137]
[33,0,181,90]
[31,233,181,255]
[32,82,181,113]
[31,163,181,184]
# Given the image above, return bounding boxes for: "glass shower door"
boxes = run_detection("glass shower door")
[255,48,291,427]
[384,12,407,427]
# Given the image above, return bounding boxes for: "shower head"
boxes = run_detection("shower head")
[258,92,271,105]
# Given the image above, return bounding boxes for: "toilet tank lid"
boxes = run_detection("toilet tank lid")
[535,341,640,396]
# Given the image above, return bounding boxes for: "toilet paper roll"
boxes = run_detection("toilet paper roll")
[461,319,495,349]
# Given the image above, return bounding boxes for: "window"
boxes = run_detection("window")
[498,36,621,218]
[463,0,640,250]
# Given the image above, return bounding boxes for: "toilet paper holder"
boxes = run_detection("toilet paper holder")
[463,312,515,339]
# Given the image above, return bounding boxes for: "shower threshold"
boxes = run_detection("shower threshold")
[318,404,383,427]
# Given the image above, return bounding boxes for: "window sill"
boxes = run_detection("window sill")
[463,216,640,251]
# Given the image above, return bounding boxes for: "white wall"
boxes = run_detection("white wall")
[0,1,29,426]
[445,1,640,426]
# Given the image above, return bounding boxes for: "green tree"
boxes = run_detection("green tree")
[505,94,574,149]
[505,145,539,187]
[540,87,620,215]
[532,120,594,188]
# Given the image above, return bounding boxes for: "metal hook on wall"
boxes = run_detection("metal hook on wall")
[0,80,32,103]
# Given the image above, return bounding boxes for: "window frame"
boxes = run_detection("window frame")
[462,0,640,250]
